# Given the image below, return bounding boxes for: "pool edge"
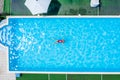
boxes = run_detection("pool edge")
[6,16,120,74]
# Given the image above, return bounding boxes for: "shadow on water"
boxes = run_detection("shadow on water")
[47,0,61,15]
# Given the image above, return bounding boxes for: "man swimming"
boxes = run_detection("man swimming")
[56,40,64,43]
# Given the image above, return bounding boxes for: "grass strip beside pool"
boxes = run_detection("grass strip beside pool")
[67,74,101,80]
[16,74,48,80]
[3,0,11,14]
[50,74,66,80]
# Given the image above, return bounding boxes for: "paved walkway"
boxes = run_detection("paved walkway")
[0,44,16,80]
[0,0,4,13]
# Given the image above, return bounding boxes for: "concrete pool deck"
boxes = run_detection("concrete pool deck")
[0,44,15,80]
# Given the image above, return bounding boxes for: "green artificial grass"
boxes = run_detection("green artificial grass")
[67,74,101,80]
[10,0,31,15]
[100,0,120,15]
[16,74,120,80]
[16,74,48,80]
[103,75,120,80]
[3,0,11,14]
[4,0,120,15]
[58,0,98,15]
[9,0,98,15]
[50,74,66,80]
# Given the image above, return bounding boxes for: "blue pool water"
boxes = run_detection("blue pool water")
[0,17,120,72]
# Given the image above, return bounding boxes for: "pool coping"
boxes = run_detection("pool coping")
[8,71,120,74]
[1,16,120,74]
[6,15,120,18]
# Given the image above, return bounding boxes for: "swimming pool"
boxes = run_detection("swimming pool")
[0,17,120,73]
